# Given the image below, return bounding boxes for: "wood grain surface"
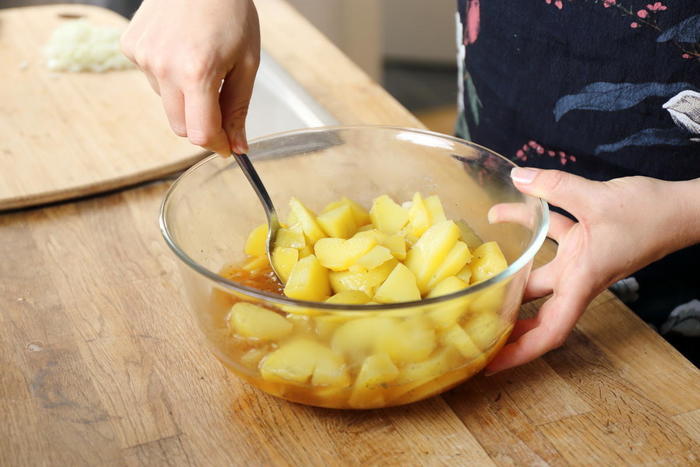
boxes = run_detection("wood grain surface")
[0,4,205,211]
[1,0,698,465]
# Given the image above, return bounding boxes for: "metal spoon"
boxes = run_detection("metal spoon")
[232,152,282,282]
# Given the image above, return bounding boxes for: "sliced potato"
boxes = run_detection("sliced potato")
[317,203,357,239]
[373,263,421,304]
[284,255,331,301]
[470,241,508,284]
[272,247,299,283]
[369,195,409,234]
[244,223,268,257]
[405,220,460,294]
[228,302,293,341]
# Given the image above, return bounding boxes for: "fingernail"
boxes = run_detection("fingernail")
[511,167,538,184]
[487,209,497,225]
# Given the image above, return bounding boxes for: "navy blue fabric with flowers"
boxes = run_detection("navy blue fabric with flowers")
[456,0,700,363]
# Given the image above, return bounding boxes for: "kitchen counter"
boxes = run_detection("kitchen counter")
[1,0,699,465]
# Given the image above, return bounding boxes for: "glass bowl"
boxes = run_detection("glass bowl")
[160,125,548,409]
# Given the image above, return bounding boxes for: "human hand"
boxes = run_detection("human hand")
[121,0,260,155]
[485,168,700,373]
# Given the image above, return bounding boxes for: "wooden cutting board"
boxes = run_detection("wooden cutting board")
[0,4,206,211]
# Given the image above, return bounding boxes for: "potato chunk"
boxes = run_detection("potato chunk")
[349,353,399,409]
[317,203,357,239]
[325,290,372,305]
[405,220,460,294]
[275,226,306,249]
[323,197,370,226]
[406,192,431,238]
[288,197,326,245]
[426,241,472,290]
[426,276,470,329]
[272,247,299,283]
[284,255,331,301]
[455,219,482,249]
[440,325,484,361]
[260,339,347,387]
[314,236,376,271]
[375,317,436,365]
[331,316,399,363]
[328,259,397,296]
[464,310,504,351]
[425,195,447,224]
[244,223,268,257]
[228,302,293,341]
[369,195,409,234]
[373,263,421,303]
[355,245,394,271]
[470,241,508,283]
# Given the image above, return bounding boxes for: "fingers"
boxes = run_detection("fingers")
[220,53,259,154]
[486,287,590,374]
[548,211,575,243]
[488,203,535,229]
[522,260,556,301]
[160,84,186,136]
[183,82,231,155]
[510,167,599,217]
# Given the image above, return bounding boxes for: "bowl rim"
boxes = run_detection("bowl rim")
[160,124,549,311]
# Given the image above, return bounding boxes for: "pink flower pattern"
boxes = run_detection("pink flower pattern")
[538,1,698,61]
[515,140,577,165]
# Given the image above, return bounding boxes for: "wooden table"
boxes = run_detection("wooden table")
[2,1,698,465]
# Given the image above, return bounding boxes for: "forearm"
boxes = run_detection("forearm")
[665,177,700,253]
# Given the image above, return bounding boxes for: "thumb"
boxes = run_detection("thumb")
[510,167,597,215]
[220,56,258,154]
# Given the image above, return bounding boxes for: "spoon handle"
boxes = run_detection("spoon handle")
[232,152,279,228]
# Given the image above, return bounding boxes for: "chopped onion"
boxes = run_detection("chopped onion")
[44,20,134,73]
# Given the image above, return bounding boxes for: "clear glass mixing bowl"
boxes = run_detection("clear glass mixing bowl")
[160,126,548,409]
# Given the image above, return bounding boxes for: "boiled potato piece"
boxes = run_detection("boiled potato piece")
[284,255,331,301]
[288,197,326,245]
[395,346,461,387]
[405,220,460,294]
[323,197,370,226]
[406,192,431,238]
[325,290,372,305]
[464,310,504,351]
[369,195,409,234]
[317,204,357,239]
[355,245,394,271]
[229,302,293,340]
[261,339,346,386]
[349,353,399,409]
[272,247,299,283]
[241,255,269,273]
[375,317,436,365]
[426,276,470,329]
[440,325,484,362]
[470,241,508,283]
[425,195,447,224]
[354,229,406,260]
[240,348,267,370]
[456,264,473,283]
[314,236,376,271]
[244,223,268,257]
[312,348,351,387]
[331,316,399,363]
[329,259,397,296]
[275,226,306,249]
[373,263,421,303]
[426,241,472,291]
